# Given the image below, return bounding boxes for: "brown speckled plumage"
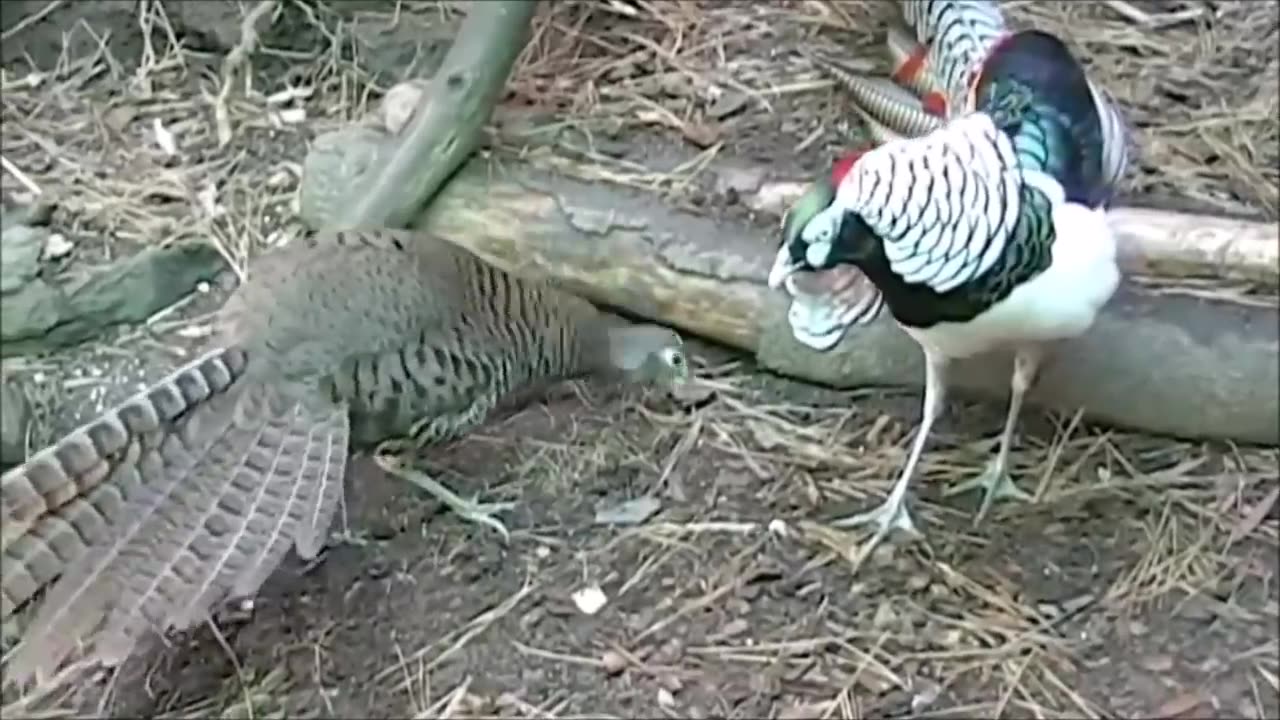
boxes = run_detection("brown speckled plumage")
[1,228,686,687]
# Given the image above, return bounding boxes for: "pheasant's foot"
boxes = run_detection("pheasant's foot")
[446,492,517,542]
[944,458,1032,526]
[217,596,258,625]
[380,457,514,542]
[330,528,372,547]
[828,494,921,573]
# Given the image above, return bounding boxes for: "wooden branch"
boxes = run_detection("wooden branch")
[329,0,537,230]
[411,157,1280,446]
[744,181,1280,287]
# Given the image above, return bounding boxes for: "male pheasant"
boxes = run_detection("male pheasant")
[783,0,1130,350]
[769,30,1123,567]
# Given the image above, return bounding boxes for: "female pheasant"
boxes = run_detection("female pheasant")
[769,29,1123,565]
[1,228,690,687]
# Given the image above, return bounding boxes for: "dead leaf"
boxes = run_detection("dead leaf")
[594,496,661,526]
[152,117,177,156]
[103,105,138,133]
[681,121,721,148]
[708,91,748,119]
[1228,484,1279,545]
[1156,689,1210,717]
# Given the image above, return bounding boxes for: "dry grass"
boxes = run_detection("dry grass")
[1,1,1277,717]
[502,0,1280,218]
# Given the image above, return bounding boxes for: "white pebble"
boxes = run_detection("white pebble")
[571,585,607,615]
[41,232,74,261]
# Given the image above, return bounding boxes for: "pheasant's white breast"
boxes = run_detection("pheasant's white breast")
[905,201,1120,360]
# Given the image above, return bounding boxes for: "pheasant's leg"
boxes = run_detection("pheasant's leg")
[330,487,371,547]
[944,346,1044,525]
[374,454,515,542]
[829,350,949,569]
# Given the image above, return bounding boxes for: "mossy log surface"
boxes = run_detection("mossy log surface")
[412,158,1280,446]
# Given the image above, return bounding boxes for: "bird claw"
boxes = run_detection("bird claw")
[830,498,920,535]
[828,496,922,574]
[378,454,516,542]
[944,459,1032,526]
[330,529,372,547]
[454,495,516,543]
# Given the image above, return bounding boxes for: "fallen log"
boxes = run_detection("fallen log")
[409,157,1280,446]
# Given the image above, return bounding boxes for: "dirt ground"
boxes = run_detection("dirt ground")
[1,1,1277,718]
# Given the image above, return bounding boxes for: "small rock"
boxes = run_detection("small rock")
[600,649,628,675]
[652,636,685,664]
[872,601,898,628]
[714,166,766,199]
[905,573,931,592]
[681,121,721,149]
[381,79,431,135]
[103,104,139,133]
[911,678,942,712]
[745,180,808,218]
[718,618,750,638]
[656,687,676,708]
[707,91,748,120]
[41,232,74,261]
[571,585,608,615]
[853,667,894,694]
[658,673,683,692]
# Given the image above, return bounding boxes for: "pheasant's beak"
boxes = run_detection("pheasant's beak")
[770,179,837,290]
[768,246,803,290]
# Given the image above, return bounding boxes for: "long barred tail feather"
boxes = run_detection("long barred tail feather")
[1,348,350,690]
[900,0,1008,112]
[1,348,248,621]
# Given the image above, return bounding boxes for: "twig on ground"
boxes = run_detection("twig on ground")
[214,0,279,148]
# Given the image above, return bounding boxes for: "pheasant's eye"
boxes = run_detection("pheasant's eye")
[670,351,685,368]
[806,241,832,267]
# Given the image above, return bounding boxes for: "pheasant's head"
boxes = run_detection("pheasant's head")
[606,324,691,388]
[768,147,874,290]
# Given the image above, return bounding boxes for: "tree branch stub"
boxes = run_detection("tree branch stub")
[413,158,1280,446]
[331,0,538,230]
